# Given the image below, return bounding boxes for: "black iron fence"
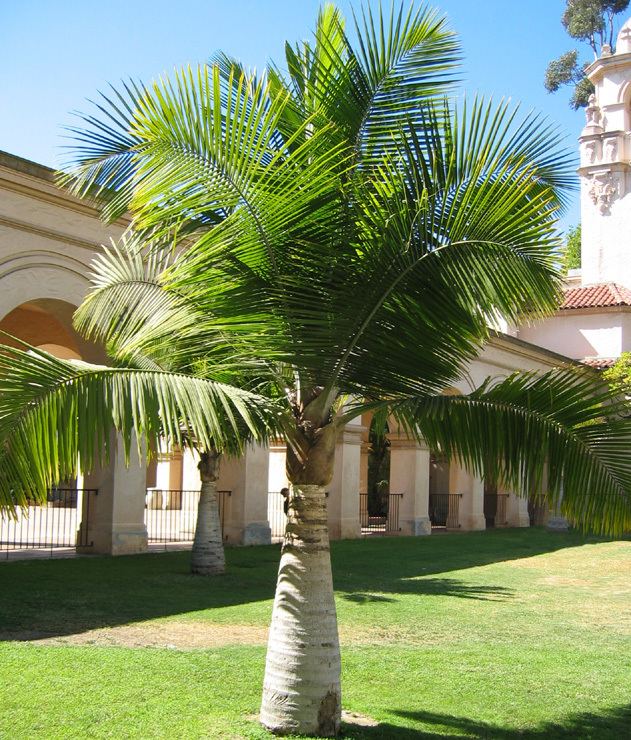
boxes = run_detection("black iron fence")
[145,489,230,547]
[268,491,287,539]
[1,487,236,558]
[359,492,403,534]
[1,488,97,557]
[429,493,461,528]
[484,493,509,528]
[528,498,548,526]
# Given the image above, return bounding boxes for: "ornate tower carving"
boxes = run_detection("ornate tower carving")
[578,19,631,287]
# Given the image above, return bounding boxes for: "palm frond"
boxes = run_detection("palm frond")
[273,2,460,163]
[349,2,460,160]
[304,99,571,403]
[59,80,147,222]
[0,340,280,508]
[392,368,631,536]
[74,230,210,370]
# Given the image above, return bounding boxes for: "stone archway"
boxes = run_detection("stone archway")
[0,296,148,556]
[0,297,105,364]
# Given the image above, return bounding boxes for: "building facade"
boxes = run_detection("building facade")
[518,19,631,369]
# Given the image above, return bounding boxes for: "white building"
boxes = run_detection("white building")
[519,18,631,370]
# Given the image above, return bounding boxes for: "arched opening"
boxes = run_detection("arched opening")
[366,415,390,520]
[0,299,92,553]
[0,298,104,363]
[620,81,631,133]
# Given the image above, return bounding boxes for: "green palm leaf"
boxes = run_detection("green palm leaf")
[0,340,277,508]
[350,2,459,159]
[391,368,631,536]
[59,80,147,222]
[272,2,460,162]
[74,230,211,369]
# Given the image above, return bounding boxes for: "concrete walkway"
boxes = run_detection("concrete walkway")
[0,542,194,562]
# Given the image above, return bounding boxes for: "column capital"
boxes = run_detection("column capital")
[387,432,429,451]
[338,423,367,446]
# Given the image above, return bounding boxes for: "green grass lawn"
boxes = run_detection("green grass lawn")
[1,529,630,738]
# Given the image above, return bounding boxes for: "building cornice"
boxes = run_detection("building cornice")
[487,330,578,368]
[0,151,55,181]
[585,51,631,83]
[0,150,130,228]
[0,214,106,252]
[555,304,631,317]
[577,159,630,177]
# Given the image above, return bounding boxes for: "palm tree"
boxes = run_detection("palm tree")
[9,2,631,735]
[71,231,276,575]
[0,237,278,576]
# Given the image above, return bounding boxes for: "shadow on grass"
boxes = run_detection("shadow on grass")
[341,578,513,603]
[340,704,631,738]
[0,528,608,639]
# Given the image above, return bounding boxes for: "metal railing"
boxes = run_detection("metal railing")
[1,488,97,557]
[528,498,548,526]
[429,493,461,528]
[484,493,509,528]
[268,490,288,539]
[145,489,230,547]
[1,487,236,557]
[359,493,403,534]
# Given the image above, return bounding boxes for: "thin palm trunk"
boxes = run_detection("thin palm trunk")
[191,449,225,575]
[260,483,341,736]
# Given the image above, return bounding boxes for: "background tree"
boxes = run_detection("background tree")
[604,351,631,396]
[544,0,630,108]
[561,223,582,273]
[4,2,630,737]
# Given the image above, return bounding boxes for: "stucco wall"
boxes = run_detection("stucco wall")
[517,311,631,360]
[0,153,125,322]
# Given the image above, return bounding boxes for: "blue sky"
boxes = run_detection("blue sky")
[3,0,625,231]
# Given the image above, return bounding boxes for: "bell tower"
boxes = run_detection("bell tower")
[578,19,631,287]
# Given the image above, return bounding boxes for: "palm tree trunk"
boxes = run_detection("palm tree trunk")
[191,449,225,575]
[260,483,341,736]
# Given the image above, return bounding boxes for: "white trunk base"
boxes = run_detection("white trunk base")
[261,484,341,736]
[191,480,225,575]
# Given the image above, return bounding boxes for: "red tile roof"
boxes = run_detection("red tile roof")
[581,357,616,370]
[561,283,631,310]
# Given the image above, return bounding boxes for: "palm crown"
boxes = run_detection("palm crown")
[51,2,630,533]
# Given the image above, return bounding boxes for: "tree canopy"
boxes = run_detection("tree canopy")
[544,0,630,109]
[561,223,582,272]
[604,351,631,395]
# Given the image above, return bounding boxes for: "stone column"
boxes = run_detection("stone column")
[163,449,184,509]
[452,464,486,531]
[359,439,369,495]
[388,431,431,536]
[218,444,272,546]
[506,491,530,527]
[546,483,570,531]
[268,442,289,492]
[77,432,148,555]
[327,420,363,540]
